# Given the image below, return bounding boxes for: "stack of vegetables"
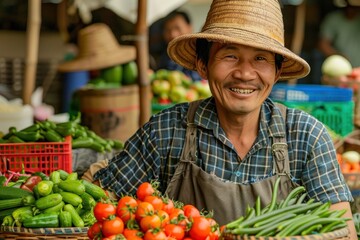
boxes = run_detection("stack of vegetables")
[0,170,108,229]
[223,177,350,237]
[337,150,360,173]
[87,181,221,240]
[0,113,124,153]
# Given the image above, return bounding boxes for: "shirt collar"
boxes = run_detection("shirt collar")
[190,97,286,143]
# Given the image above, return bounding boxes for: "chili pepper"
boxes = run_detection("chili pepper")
[15,131,43,142]
[32,172,49,181]
[71,137,93,149]
[20,123,40,132]
[20,175,42,192]
[6,135,25,143]
[44,129,64,142]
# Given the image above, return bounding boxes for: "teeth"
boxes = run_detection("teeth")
[230,88,254,94]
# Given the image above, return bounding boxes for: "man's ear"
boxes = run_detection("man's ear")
[195,58,208,79]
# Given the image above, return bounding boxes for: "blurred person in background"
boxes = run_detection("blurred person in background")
[318,0,360,68]
[156,10,202,81]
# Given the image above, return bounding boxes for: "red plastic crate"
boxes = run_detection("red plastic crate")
[0,136,72,176]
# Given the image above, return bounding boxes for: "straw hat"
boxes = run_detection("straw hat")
[167,0,311,80]
[58,23,136,72]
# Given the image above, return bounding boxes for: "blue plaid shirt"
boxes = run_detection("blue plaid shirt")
[94,97,353,203]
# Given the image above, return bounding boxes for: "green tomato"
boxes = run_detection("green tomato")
[101,65,123,84]
[122,61,138,85]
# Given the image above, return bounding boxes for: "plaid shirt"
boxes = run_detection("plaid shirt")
[94,97,353,203]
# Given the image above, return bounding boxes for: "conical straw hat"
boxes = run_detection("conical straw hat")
[167,0,310,80]
[58,23,136,72]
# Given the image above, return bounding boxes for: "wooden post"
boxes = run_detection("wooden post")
[288,0,307,85]
[136,0,151,125]
[23,0,41,105]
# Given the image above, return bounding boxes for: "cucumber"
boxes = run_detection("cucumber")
[35,193,63,210]
[23,212,59,228]
[58,180,85,195]
[59,211,72,227]
[66,172,78,181]
[0,186,33,200]
[64,204,84,227]
[80,192,96,210]
[42,201,65,214]
[58,170,69,180]
[81,179,108,200]
[59,192,83,207]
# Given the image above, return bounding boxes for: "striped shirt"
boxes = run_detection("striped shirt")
[94,97,353,203]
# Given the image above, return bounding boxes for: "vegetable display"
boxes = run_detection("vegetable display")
[87,181,221,240]
[0,114,124,153]
[223,177,351,237]
[0,170,108,228]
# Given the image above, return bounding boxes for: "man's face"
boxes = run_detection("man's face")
[163,15,192,44]
[199,43,281,117]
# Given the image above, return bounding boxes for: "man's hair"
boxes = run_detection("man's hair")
[164,10,191,25]
[195,39,284,71]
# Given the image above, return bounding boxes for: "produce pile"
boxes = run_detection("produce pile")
[0,170,107,228]
[151,69,212,105]
[0,114,124,153]
[87,181,221,240]
[87,61,138,88]
[337,150,360,173]
[223,177,350,237]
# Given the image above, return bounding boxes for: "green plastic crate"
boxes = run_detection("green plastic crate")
[279,101,354,137]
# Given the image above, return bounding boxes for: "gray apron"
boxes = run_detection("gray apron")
[165,101,300,225]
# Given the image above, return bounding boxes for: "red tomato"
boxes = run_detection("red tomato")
[162,198,175,215]
[183,205,201,220]
[123,228,143,239]
[189,216,211,240]
[135,201,155,221]
[87,221,102,240]
[143,229,167,240]
[102,216,124,237]
[177,216,191,231]
[117,196,138,223]
[164,223,185,240]
[126,236,144,240]
[140,214,162,232]
[169,208,185,221]
[207,228,220,240]
[93,202,117,222]
[144,195,163,210]
[136,182,155,201]
[157,209,170,227]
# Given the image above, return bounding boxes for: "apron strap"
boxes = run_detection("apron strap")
[272,103,291,176]
[180,100,202,162]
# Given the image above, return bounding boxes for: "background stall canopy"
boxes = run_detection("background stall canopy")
[70,0,188,25]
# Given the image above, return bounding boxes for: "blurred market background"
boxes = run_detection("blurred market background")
[0,0,359,142]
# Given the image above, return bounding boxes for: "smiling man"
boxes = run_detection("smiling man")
[85,0,356,237]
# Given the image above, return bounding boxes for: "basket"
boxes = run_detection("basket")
[0,226,88,240]
[270,84,353,102]
[220,227,350,240]
[321,77,360,127]
[334,130,360,191]
[278,101,354,137]
[0,136,72,176]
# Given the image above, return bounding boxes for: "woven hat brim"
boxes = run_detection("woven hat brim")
[168,29,310,80]
[58,46,136,72]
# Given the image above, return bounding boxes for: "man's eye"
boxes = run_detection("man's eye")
[256,56,267,61]
[225,55,237,60]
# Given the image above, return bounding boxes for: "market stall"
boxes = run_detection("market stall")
[1,0,360,239]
